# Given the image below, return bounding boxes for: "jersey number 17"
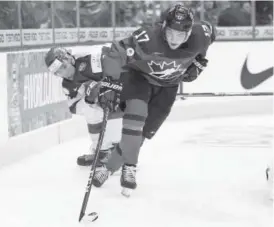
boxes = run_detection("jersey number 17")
[134,30,150,43]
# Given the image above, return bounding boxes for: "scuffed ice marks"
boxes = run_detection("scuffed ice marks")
[182,125,273,148]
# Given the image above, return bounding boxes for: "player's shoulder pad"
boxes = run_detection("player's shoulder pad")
[76,54,104,81]
[75,54,91,73]
[75,54,90,65]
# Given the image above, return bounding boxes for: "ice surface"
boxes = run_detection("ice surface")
[0,114,273,227]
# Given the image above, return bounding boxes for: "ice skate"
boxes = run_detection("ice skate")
[120,164,137,197]
[92,164,110,187]
[77,146,114,166]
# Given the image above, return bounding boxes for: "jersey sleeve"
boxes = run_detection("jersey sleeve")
[197,21,216,58]
[119,26,153,57]
[62,79,86,114]
[201,20,216,44]
[119,27,146,49]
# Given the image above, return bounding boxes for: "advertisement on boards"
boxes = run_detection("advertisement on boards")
[216,26,273,40]
[79,27,114,42]
[0,30,21,47]
[22,29,53,45]
[79,27,138,42]
[112,27,139,40]
[54,28,78,43]
[6,51,71,137]
[183,41,273,94]
[2,26,271,47]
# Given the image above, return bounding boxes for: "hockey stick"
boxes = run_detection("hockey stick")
[177,92,273,97]
[78,107,110,223]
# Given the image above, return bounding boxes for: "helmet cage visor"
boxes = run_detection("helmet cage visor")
[48,58,71,79]
[48,58,63,74]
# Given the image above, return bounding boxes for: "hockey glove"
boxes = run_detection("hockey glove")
[84,77,122,112]
[182,64,199,82]
[182,55,208,82]
[98,77,123,112]
[85,80,101,104]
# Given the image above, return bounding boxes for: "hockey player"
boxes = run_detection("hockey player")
[92,4,216,196]
[45,4,215,196]
[44,44,126,169]
[77,6,215,169]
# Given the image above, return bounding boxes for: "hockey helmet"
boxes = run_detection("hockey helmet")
[162,4,194,49]
[164,4,194,32]
[45,47,75,79]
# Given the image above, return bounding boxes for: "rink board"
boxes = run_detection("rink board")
[0,41,273,167]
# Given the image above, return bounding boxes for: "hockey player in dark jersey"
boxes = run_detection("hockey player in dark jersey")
[91,4,216,196]
[44,4,215,197]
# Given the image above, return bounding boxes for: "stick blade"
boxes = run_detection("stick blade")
[79,212,99,223]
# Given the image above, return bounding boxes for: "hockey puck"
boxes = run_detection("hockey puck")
[88,212,98,222]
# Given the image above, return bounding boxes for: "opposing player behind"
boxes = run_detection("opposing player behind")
[44,45,125,169]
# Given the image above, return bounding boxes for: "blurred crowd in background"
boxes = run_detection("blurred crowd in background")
[0,1,273,29]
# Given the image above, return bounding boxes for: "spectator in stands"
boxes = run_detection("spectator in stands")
[54,1,76,28]
[143,2,155,25]
[203,1,220,25]
[160,1,200,22]
[80,1,111,27]
[133,2,150,25]
[215,1,230,11]
[242,2,252,21]
[256,0,273,25]
[155,1,162,19]
[218,1,251,26]
[242,1,251,14]
[116,1,157,27]
[21,1,52,28]
[117,1,139,26]
[0,1,19,29]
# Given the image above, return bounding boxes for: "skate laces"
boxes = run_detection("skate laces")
[122,165,136,183]
[95,166,109,183]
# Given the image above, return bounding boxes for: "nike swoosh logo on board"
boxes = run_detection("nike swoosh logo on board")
[241,57,273,89]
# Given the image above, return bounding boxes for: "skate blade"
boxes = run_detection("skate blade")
[121,188,133,197]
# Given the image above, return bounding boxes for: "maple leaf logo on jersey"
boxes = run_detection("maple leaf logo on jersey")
[148,61,182,79]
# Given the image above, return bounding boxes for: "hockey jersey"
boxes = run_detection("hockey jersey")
[119,21,214,86]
